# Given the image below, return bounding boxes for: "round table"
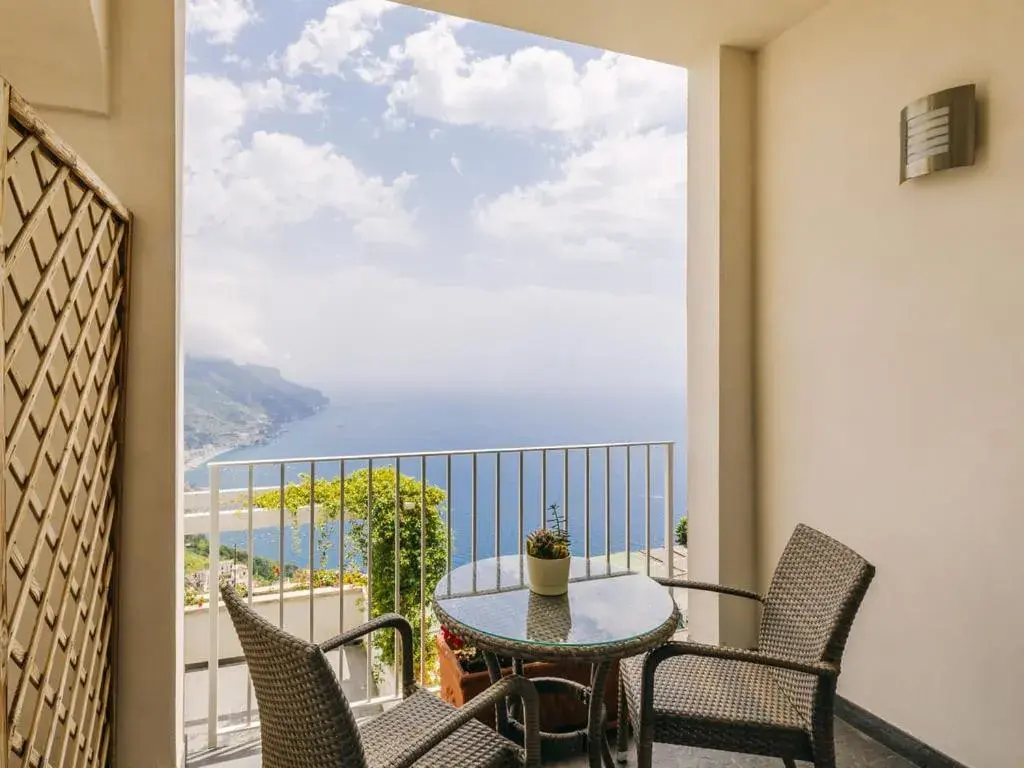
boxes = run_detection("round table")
[434,556,678,768]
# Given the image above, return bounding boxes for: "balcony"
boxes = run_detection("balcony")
[3,0,1015,764]
[181,441,912,768]
[183,441,686,761]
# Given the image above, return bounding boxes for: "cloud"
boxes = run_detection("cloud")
[187,0,257,44]
[379,18,686,136]
[474,129,686,263]
[279,0,397,76]
[184,264,685,393]
[184,14,686,393]
[242,78,328,114]
[182,252,274,364]
[183,74,417,244]
[222,52,253,70]
[183,74,250,176]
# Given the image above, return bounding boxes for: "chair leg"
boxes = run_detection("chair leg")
[636,739,653,768]
[615,678,629,762]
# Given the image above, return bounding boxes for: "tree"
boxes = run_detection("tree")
[254,466,448,684]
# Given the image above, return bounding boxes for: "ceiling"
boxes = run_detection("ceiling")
[0,0,831,115]
[391,0,831,66]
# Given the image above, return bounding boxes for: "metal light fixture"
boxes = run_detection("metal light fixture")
[900,83,977,183]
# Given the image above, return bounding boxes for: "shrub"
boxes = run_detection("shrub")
[675,516,688,548]
[185,584,205,608]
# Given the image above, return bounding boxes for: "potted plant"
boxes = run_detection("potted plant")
[525,504,571,595]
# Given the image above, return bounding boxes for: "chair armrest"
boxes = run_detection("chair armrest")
[644,640,839,681]
[388,676,541,768]
[654,578,764,602]
[319,614,414,695]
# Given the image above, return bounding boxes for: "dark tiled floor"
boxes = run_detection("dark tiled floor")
[551,720,913,767]
[189,718,913,767]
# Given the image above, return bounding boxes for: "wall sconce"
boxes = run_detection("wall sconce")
[900,84,977,183]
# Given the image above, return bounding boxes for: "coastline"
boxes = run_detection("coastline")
[184,442,240,472]
[183,402,330,474]
[183,422,285,472]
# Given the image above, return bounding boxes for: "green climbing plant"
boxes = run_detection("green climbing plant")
[254,466,448,684]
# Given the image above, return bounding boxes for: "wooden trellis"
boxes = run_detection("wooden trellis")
[0,79,130,768]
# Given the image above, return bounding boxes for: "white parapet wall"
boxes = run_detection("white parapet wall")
[184,584,367,667]
[183,487,329,536]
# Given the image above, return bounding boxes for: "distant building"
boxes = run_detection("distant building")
[185,561,249,594]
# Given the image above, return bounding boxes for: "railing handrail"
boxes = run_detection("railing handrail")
[206,439,675,469]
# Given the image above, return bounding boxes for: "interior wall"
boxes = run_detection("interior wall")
[36,0,184,764]
[757,1,1024,765]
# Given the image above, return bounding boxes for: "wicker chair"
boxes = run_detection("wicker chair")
[220,585,540,768]
[618,523,875,768]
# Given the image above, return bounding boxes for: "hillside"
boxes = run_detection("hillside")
[184,356,329,466]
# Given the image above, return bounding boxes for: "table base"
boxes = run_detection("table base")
[483,652,618,768]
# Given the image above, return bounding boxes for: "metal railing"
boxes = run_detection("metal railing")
[194,440,679,748]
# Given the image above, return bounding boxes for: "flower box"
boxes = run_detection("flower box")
[436,633,618,733]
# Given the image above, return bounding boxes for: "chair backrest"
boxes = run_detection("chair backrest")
[758,524,875,725]
[220,585,367,768]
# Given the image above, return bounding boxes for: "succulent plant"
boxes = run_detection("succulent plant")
[526,503,571,560]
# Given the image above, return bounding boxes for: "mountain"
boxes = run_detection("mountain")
[183,356,329,464]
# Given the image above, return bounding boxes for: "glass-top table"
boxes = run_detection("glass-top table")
[434,557,678,768]
[434,556,677,661]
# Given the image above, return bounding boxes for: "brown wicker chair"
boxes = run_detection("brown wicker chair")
[220,584,540,768]
[617,523,875,768]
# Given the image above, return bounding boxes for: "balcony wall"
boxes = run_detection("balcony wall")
[184,585,367,667]
[757,1,1024,765]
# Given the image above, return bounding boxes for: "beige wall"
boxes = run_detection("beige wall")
[37,0,184,765]
[0,0,110,113]
[757,1,1024,765]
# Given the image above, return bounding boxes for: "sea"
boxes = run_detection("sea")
[186,389,686,571]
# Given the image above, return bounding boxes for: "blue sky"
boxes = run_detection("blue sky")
[183,0,687,394]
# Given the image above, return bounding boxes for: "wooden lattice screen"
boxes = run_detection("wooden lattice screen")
[0,80,130,768]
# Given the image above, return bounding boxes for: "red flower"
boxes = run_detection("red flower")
[441,625,464,650]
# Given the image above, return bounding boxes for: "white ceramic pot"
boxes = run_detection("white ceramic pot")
[526,555,571,596]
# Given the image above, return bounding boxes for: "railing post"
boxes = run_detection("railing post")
[310,462,317,642]
[366,460,374,698]
[494,452,501,558]
[393,459,401,696]
[338,458,346,668]
[471,453,478,562]
[246,465,254,725]
[625,447,632,571]
[584,448,591,559]
[517,452,524,556]
[207,464,220,748]
[420,455,427,686]
[644,445,652,577]
[665,443,675,579]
